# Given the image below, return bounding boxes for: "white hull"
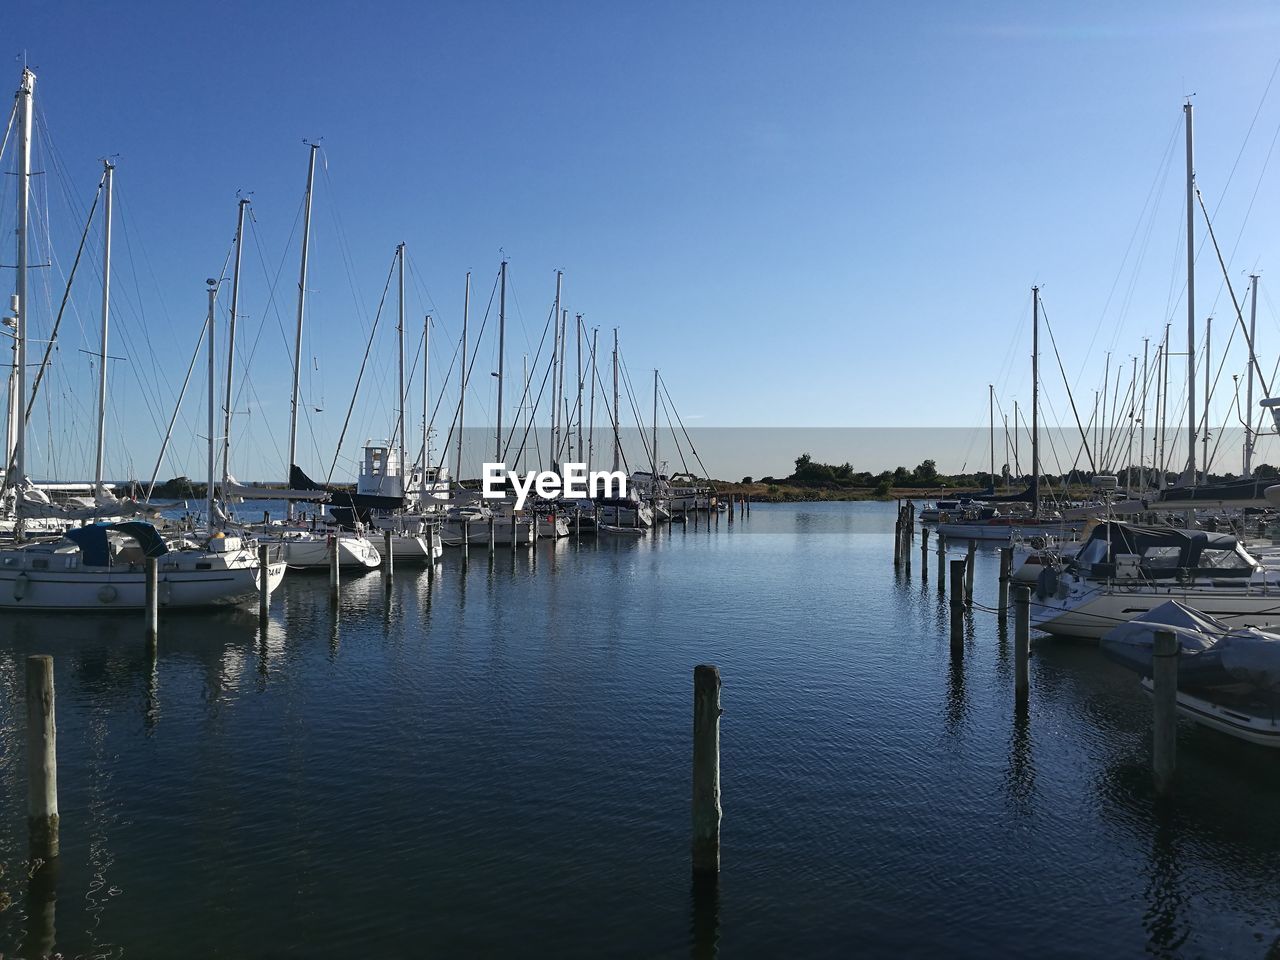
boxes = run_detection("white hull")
[1032,585,1280,640]
[936,521,1077,543]
[267,533,382,569]
[383,531,443,562]
[440,517,536,547]
[1141,680,1280,747]
[0,557,286,611]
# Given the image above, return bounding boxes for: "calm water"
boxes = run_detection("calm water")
[1,502,1278,958]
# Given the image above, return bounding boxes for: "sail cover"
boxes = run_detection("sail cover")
[290,464,403,511]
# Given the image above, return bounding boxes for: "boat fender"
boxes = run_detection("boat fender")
[1036,567,1058,600]
[98,584,118,603]
[13,572,28,601]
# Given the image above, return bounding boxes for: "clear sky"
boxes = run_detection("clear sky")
[5,1,1280,483]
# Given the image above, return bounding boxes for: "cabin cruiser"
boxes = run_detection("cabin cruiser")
[0,521,286,611]
[936,503,1079,543]
[1030,521,1280,640]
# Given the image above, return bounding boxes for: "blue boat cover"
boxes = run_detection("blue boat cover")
[64,521,169,567]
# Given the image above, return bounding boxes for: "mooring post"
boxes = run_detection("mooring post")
[728,496,734,525]
[746,494,751,516]
[145,557,159,650]
[998,546,1012,614]
[258,543,270,621]
[936,532,946,593]
[26,655,58,859]
[1013,584,1030,704]
[920,525,930,579]
[949,558,965,649]
[1153,629,1179,794]
[488,516,496,552]
[965,540,976,604]
[383,529,394,579]
[328,536,340,602]
[462,519,470,565]
[575,508,581,539]
[692,664,722,875]
[893,516,902,567]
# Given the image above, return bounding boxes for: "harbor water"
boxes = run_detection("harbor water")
[1,502,1278,957]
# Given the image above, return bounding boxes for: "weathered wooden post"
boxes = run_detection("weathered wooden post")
[893,516,902,567]
[488,516,496,552]
[1013,584,1030,704]
[727,496,734,525]
[936,532,946,593]
[258,543,270,621]
[26,656,58,859]
[949,558,965,650]
[145,557,159,650]
[745,494,750,516]
[1153,629,1179,794]
[328,536,340,602]
[920,525,930,579]
[575,508,581,539]
[692,664,722,875]
[998,546,1012,614]
[965,539,976,604]
[383,529,394,578]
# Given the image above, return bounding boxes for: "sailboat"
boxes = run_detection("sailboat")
[0,72,284,610]
[225,144,380,570]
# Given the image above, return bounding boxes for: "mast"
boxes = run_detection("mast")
[1202,315,1210,476]
[587,327,598,472]
[1101,352,1110,472]
[13,68,34,498]
[652,368,659,497]
[576,314,584,464]
[988,383,995,491]
[1128,356,1136,491]
[558,309,568,467]
[1159,324,1170,489]
[421,314,430,502]
[206,280,218,530]
[1013,399,1019,480]
[222,196,249,492]
[1140,338,1149,493]
[496,259,506,463]
[94,160,114,494]
[455,272,469,486]
[1031,286,1040,517]
[397,242,406,497]
[551,270,562,470]
[287,143,319,520]
[1185,101,1197,487]
[1246,275,1259,475]
[521,354,529,473]
[611,328,620,473]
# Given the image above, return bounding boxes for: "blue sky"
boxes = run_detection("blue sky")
[5,1,1280,482]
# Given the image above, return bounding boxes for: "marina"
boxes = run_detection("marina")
[3,502,1280,958]
[6,3,1280,957]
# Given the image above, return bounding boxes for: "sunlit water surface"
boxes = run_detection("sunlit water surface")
[0,502,1278,958]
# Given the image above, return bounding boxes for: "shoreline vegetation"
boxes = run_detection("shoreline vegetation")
[143,453,1280,506]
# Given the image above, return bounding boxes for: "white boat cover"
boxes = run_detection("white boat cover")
[222,474,330,502]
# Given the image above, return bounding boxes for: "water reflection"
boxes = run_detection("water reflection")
[1143,808,1189,957]
[689,871,720,959]
[1004,701,1036,813]
[23,859,56,960]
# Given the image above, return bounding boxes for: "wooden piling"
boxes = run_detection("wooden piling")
[728,496,734,525]
[462,520,470,564]
[920,526,929,579]
[258,543,270,621]
[965,539,976,604]
[26,655,58,859]
[144,557,159,650]
[1013,584,1030,704]
[745,494,750,516]
[998,546,1012,614]
[328,536,340,602]
[936,532,946,593]
[383,529,394,579]
[692,664,722,875]
[488,516,496,552]
[949,558,965,650]
[893,517,902,566]
[1153,629,1179,794]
